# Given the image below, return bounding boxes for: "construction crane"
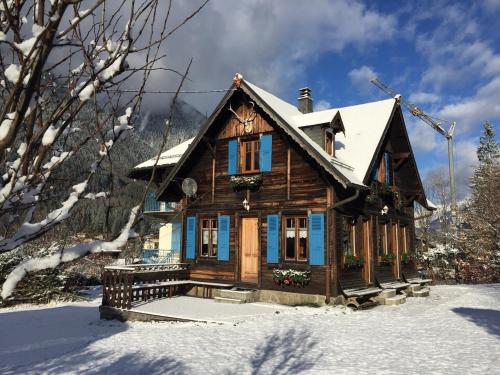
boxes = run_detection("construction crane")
[370,77,458,223]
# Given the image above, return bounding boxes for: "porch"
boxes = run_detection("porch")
[100,263,293,322]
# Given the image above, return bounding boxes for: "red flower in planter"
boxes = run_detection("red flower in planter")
[284,278,291,285]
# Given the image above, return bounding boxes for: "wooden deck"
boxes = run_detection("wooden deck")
[101,263,234,311]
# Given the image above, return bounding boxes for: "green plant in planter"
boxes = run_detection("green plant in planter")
[229,174,263,192]
[365,183,379,205]
[272,269,311,287]
[401,252,412,264]
[344,254,364,268]
[380,252,395,264]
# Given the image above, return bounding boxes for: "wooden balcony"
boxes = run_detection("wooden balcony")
[144,192,179,216]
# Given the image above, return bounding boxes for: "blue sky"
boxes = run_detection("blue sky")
[148,0,500,199]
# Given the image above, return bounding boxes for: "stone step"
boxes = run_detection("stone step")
[412,287,430,297]
[378,289,396,298]
[406,284,421,294]
[214,297,245,304]
[385,294,406,305]
[219,289,258,302]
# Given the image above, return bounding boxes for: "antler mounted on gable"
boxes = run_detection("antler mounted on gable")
[228,101,257,129]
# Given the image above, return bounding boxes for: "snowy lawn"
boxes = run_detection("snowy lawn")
[1,284,499,375]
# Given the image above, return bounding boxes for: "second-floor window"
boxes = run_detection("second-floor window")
[241,139,260,173]
[200,218,217,257]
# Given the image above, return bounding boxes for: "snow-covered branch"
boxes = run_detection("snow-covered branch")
[0,0,208,299]
[1,206,140,299]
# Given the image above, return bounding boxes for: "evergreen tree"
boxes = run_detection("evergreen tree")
[460,121,500,283]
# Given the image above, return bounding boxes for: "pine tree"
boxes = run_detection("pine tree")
[460,121,500,283]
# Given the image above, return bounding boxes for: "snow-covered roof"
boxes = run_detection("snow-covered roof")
[244,81,302,120]
[133,138,194,170]
[245,81,395,186]
[333,99,395,183]
[290,109,338,127]
[426,199,437,210]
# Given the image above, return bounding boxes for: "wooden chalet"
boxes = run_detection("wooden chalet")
[129,75,435,307]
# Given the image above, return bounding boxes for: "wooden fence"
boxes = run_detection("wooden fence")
[102,263,190,309]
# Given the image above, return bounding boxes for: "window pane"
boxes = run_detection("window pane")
[212,229,218,245]
[201,229,209,256]
[298,237,307,260]
[254,141,260,170]
[286,237,295,259]
[285,217,296,259]
[299,218,307,229]
[245,145,252,171]
[202,220,209,229]
[212,219,217,229]
[211,228,217,257]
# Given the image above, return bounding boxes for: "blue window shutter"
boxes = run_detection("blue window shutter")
[384,153,391,184]
[266,214,279,263]
[185,216,196,260]
[260,134,272,172]
[217,215,230,261]
[228,139,238,175]
[309,213,325,265]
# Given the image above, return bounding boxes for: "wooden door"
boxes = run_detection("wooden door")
[240,218,259,283]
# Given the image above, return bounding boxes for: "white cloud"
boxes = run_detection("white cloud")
[439,76,500,134]
[407,119,442,153]
[137,1,397,113]
[315,99,332,111]
[408,92,439,104]
[348,65,378,93]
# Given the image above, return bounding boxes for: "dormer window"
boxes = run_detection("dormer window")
[325,129,334,156]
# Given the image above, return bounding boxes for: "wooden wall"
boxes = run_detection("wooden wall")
[179,98,329,295]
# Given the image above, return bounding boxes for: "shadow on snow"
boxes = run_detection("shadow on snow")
[0,304,188,374]
[452,307,500,338]
[225,327,322,375]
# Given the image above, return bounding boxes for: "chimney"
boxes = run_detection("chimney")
[298,87,313,114]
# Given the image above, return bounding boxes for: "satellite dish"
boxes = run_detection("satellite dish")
[182,178,198,197]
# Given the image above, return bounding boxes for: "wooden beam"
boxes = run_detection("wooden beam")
[287,147,291,200]
[202,137,216,157]
[394,158,407,170]
[211,152,216,203]
[393,152,410,160]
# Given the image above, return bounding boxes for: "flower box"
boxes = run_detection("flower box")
[229,174,263,192]
[401,252,413,264]
[343,254,364,269]
[272,269,311,288]
[379,253,395,265]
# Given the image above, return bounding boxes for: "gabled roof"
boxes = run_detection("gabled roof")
[131,77,432,209]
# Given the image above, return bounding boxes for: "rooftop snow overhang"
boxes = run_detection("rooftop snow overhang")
[156,79,367,200]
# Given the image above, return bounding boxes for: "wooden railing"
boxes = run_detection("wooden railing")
[102,263,190,309]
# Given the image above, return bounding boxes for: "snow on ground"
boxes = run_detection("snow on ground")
[1,284,499,375]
